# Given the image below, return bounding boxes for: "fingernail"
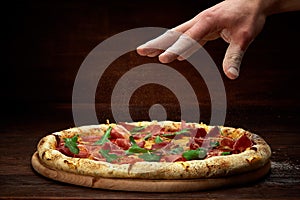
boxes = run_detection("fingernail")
[158,55,170,63]
[136,44,145,51]
[136,46,155,56]
[228,67,239,79]
[159,53,173,63]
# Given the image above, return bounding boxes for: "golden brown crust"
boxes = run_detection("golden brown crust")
[31,151,271,192]
[37,121,271,179]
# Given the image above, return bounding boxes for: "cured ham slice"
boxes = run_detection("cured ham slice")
[110,125,130,139]
[233,134,252,152]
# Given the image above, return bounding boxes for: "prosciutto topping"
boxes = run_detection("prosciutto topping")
[56,121,255,164]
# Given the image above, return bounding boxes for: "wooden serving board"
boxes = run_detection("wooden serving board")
[31,152,270,192]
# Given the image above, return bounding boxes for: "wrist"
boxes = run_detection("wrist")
[261,0,300,15]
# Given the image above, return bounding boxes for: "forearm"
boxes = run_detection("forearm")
[261,0,300,15]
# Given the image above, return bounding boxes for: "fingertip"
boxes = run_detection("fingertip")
[158,52,178,63]
[136,47,145,56]
[223,42,245,80]
[158,55,170,63]
[136,46,148,56]
[225,67,239,80]
[137,47,158,57]
[147,50,163,57]
[177,56,185,61]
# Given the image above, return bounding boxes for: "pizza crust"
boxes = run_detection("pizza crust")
[31,151,271,192]
[36,121,271,179]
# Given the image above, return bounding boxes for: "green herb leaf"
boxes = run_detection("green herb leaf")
[168,146,184,155]
[139,152,161,162]
[155,136,163,143]
[210,141,220,148]
[174,129,189,135]
[95,126,112,145]
[161,133,175,137]
[99,149,119,162]
[130,125,147,134]
[126,144,149,154]
[161,129,189,137]
[126,136,149,154]
[129,135,136,144]
[182,148,207,160]
[143,133,152,141]
[221,151,231,156]
[64,135,79,154]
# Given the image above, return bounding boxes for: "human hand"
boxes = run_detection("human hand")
[137,0,269,79]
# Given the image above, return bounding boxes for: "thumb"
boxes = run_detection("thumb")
[223,42,245,80]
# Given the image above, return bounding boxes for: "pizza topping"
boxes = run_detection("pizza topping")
[57,140,90,158]
[130,125,147,134]
[233,133,252,152]
[155,136,163,143]
[207,149,226,158]
[151,141,170,150]
[221,151,231,156]
[99,149,119,162]
[115,138,131,150]
[101,142,125,155]
[111,125,131,139]
[207,126,221,138]
[143,133,152,141]
[165,146,184,155]
[220,137,235,149]
[94,126,112,145]
[182,148,207,161]
[210,141,220,148]
[161,154,185,162]
[138,152,161,162]
[55,122,256,164]
[63,135,79,155]
[126,136,149,154]
[161,129,189,138]
[144,124,162,135]
[195,128,207,138]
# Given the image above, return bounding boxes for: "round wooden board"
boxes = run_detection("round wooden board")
[31,152,270,192]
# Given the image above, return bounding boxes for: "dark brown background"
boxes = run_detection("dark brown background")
[1,0,300,199]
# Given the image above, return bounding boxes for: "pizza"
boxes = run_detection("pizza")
[34,120,271,183]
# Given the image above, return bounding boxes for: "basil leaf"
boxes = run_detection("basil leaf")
[161,129,189,137]
[64,135,79,154]
[126,144,149,154]
[155,136,163,143]
[143,133,152,141]
[95,126,112,145]
[182,148,207,160]
[126,136,149,154]
[168,146,184,155]
[161,133,175,137]
[174,129,189,135]
[210,141,220,148]
[99,149,119,162]
[129,135,136,144]
[221,151,231,156]
[130,125,147,134]
[139,153,161,162]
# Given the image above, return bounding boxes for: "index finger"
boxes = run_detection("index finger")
[183,12,216,42]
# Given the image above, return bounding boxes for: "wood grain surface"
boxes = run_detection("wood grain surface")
[1,0,300,199]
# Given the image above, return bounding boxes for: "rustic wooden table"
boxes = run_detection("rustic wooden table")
[1,0,300,199]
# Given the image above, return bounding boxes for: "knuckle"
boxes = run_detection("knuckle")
[227,52,243,64]
[238,29,254,45]
[200,10,215,24]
